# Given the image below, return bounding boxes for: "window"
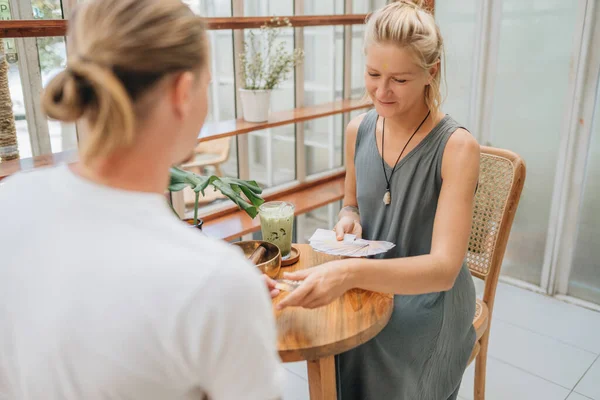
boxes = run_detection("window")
[296,202,342,244]
[181,2,239,213]
[487,0,580,285]
[436,0,479,126]
[303,26,344,176]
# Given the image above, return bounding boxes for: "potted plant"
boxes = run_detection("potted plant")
[168,166,265,230]
[238,17,304,122]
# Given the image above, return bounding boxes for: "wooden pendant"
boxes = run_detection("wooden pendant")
[383,190,391,205]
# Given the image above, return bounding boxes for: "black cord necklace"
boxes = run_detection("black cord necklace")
[381,110,431,205]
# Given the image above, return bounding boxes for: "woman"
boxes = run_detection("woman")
[278,1,479,399]
[0,0,283,399]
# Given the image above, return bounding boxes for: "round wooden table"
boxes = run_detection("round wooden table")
[272,244,394,400]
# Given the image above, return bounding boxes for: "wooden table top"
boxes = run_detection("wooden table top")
[273,244,394,363]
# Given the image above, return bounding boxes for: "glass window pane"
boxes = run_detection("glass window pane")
[2,2,30,159]
[173,3,237,212]
[24,2,75,155]
[305,115,343,175]
[489,1,580,285]
[351,25,366,100]
[568,75,600,304]
[296,202,342,244]
[247,128,295,187]
[304,0,343,15]
[304,26,344,176]
[353,0,387,14]
[206,30,236,123]
[38,36,78,154]
[244,0,292,16]
[31,0,63,19]
[435,0,478,125]
[184,28,238,213]
[241,21,296,187]
[4,51,31,159]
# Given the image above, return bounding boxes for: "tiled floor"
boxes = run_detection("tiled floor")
[281,281,600,400]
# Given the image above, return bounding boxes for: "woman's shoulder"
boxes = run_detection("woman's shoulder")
[346,108,377,145]
[346,109,375,133]
[445,120,478,154]
[437,114,477,152]
[441,125,480,178]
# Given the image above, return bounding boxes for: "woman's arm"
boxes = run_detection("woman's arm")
[345,128,480,294]
[277,129,479,309]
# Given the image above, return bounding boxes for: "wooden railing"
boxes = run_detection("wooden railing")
[199,99,370,142]
[0,99,372,180]
[0,0,435,38]
[0,15,368,38]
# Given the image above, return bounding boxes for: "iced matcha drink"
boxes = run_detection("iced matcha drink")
[259,201,295,259]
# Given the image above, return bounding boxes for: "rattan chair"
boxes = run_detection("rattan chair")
[181,137,231,177]
[466,146,526,400]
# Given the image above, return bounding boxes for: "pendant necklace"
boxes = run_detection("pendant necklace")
[381,110,431,205]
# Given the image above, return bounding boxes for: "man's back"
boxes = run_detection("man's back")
[0,166,283,399]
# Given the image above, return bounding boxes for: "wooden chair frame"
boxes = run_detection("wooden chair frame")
[467,146,526,400]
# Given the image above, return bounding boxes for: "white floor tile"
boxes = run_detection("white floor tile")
[458,357,571,400]
[276,282,600,400]
[283,370,310,400]
[284,361,308,380]
[492,282,600,354]
[575,357,600,400]
[487,319,597,388]
[567,392,594,400]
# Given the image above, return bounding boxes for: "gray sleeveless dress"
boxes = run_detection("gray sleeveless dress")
[336,110,476,400]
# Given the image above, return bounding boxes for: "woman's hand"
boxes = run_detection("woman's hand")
[334,216,362,240]
[276,260,353,309]
[263,275,280,298]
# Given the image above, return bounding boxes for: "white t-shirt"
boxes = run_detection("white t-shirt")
[0,165,284,400]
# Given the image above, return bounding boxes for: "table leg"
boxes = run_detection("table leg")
[307,356,337,400]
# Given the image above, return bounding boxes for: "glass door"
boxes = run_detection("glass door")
[567,77,600,305]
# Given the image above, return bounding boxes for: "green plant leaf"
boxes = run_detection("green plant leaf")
[239,185,265,208]
[191,175,213,195]
[168,183,189,192]
[211,179,259,218]
[229,183,243,195]
[169,166,190,183]
[221,177,263,194]
[168,167,264,219]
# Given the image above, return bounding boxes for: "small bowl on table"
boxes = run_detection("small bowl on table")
[232,240,281,279]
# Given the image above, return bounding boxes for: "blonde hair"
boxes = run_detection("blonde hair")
[42,0,209,161]
[364,0,444,115]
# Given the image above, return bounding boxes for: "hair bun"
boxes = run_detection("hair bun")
[41,68,87,122]
[396,0,428,10]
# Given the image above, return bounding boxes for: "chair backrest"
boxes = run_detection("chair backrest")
[466,146,526,310]
[195,137,231,160]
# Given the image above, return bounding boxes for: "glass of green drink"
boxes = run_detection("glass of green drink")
[259,201,295,259]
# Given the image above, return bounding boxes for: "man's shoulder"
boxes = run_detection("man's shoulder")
[1,165,59,190]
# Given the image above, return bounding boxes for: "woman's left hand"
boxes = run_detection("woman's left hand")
[276,260,353,310]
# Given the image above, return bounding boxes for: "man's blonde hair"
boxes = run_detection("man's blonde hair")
[42,0,209,161]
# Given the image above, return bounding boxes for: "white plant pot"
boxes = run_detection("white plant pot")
[239,89,272,122]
